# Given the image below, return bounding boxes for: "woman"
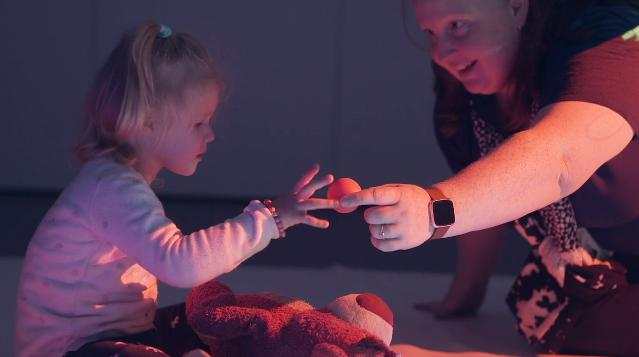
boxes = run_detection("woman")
[341,0,639,354]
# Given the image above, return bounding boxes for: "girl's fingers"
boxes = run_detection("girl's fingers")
[302,215,330,229]
[293,164,320,194]
[296,198,340,211]
[296,174,334,201]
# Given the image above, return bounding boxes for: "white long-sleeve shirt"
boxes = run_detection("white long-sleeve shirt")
[14,158,279,356]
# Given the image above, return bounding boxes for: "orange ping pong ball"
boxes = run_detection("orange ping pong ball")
[327,177,362,214]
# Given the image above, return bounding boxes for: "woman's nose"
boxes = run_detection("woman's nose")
[205,127,215,143]
[431,40,457,66]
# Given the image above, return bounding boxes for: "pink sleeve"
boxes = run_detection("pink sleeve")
[90,169,278,288]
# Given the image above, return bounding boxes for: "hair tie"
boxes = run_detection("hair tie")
[158,24,173,38]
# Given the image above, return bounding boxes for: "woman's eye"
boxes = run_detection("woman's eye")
[450,20,469,35]
[423,29,436,45]
[424,28,435,38]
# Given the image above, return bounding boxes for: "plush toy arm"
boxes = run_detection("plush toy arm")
[312,340,397,357]
[349,337,398,357]
[186,280,235,318]
[187,281,269,345]
[189,305,271,341]
[311,343,349,357]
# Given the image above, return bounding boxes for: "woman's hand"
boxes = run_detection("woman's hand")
[414,226,507,318]
[274,164,339,231]
[340,184,435,251]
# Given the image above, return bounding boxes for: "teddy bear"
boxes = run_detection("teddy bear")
[185,280,397,357]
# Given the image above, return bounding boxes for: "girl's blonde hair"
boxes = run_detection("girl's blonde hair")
[75,21,225,165]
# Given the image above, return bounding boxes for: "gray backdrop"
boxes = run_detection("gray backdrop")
[0,0,451,197]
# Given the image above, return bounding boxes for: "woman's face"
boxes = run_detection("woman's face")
[412,0,528,95]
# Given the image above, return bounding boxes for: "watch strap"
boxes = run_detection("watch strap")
[424,186,452,240]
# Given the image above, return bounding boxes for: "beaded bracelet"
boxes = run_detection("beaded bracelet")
[262,199,286,238]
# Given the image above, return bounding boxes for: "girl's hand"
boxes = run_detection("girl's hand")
[339,184,434,251]
[273,164,339,230]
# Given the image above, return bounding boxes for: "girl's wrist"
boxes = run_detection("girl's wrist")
[262,199,286,238]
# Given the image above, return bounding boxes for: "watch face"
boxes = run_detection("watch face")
[432,199,455,227]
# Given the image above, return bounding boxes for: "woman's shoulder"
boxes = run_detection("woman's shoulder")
[551,0,639,44]
[541,0,639,107]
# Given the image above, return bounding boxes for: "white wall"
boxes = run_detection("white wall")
[0,0,451,197]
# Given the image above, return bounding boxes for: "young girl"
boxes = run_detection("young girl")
[14,22,338,357]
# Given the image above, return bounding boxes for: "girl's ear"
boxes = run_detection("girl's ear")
[509,0,529,30]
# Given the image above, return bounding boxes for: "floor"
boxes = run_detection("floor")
[3,256,553,356]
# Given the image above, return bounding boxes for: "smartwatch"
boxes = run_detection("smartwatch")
[424,186,455,239]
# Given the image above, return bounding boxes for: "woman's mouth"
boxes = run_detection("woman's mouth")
[456,60,477,78]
